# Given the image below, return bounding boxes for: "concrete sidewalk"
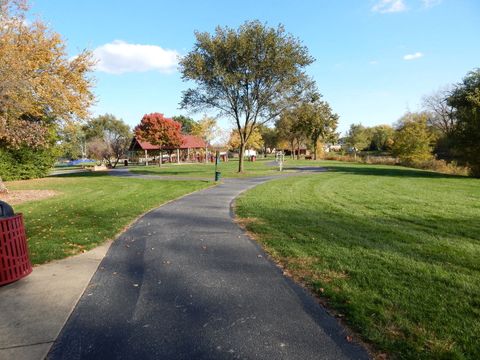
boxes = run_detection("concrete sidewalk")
[0,241,111,360]
[48,177,369,360]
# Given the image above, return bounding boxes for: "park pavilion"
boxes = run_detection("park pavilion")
[128,135,207,165]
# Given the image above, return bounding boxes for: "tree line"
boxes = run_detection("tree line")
[342,69,480,177]
[0,0,93,191]
[58,113,220,169]
[1,0,478,193]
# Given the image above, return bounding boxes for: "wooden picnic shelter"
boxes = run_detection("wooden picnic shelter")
[128,135,207,165]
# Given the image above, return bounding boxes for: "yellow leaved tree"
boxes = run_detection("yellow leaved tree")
[228,127,264,152]
[191,116,219,163]
[0,0,95,192]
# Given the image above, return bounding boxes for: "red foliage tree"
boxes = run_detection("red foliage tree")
[134,113,183,164]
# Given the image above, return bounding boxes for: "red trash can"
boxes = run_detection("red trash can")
[0,213,33,286]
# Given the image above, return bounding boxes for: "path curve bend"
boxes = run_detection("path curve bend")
[48,176,368,360]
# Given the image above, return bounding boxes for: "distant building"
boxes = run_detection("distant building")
[128,135,207,164]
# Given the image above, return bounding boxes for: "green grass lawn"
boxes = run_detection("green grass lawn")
[235,161,480,359]
[6,173,210,264]
[129,157,286,178]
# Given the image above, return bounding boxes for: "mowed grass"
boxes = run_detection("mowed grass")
[235,161,480,359]
[5,173,210,264]
[129,158,285,178]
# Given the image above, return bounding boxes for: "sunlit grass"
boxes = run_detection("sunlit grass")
[235,161,480,359]
[129,157,285,178]
[6,173,210,264]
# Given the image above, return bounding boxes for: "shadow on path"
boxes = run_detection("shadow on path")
[48,174,369,360]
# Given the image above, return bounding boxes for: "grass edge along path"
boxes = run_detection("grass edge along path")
[128,158,289,178]
[234,162,480,360]
[5,173,212,265]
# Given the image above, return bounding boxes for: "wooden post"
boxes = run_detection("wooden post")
[145,149,148,166]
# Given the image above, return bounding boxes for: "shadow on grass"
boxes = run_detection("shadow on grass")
[323,164,467,179]
[48,201,368,360]
[235,204,480,358]
[50,171,110,178]
[131,169,209,176]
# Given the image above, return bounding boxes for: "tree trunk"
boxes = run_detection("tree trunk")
[313,136,319,160]
[159,150,162,167]
[238,142,246,172]
[0,177,8,194]
[297,141,300,160]
[205,145,208,164]
[290,141,295,159]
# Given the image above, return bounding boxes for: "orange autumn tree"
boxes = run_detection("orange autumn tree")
[134,113,183,166]
[0,0,95,192]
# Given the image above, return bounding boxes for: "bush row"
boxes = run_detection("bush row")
[321,153,469,176]
[0,146,56,180]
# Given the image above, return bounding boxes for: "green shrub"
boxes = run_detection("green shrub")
[392,113,434,163]
[320,153,469,176]
[0,146,56,180]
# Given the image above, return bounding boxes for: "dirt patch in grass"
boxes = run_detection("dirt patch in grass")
[0,190,59,205]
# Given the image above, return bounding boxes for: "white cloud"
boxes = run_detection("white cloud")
[403,52,424,60]
[93,40,180,74]
[372,0,407,13]
[369,60,379,65]
[422,0,442,8]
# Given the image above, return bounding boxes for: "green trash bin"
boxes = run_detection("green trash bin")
[215,171,221,181]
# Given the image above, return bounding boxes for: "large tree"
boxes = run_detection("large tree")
[57,123,87,160]
[423,87,456,135]
[0,0,95,191]
[134,113,182,166]
[228,126,263,152]
[392,112,434,164]
[84,114,131,168]
[296,95,339,160]
[179,20,314,172]
[345,124,371,159]
[191,115,219,163]
[172,115,197,134]
[257,124,278,157]
[276,108,307,159]
[447,69,480,177]
[370,125,395,151]
[422,87,457,160]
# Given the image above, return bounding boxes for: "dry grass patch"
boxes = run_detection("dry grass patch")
[0,189,59,205]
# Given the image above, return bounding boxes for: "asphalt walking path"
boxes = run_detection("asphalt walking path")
[48,176,369,360]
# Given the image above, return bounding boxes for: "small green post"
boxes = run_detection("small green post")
[214,151,221,181]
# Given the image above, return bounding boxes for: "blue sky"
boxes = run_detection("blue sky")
[29,0,480,135]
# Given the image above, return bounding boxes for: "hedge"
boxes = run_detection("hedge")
[0,146,56,180]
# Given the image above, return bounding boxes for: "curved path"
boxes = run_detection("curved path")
[48,176,368,360]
